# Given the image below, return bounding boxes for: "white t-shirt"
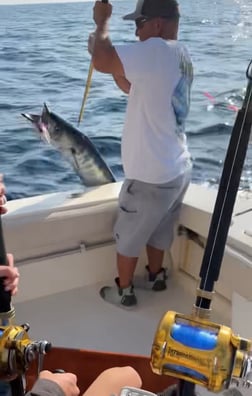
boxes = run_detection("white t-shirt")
[115,37,193,184]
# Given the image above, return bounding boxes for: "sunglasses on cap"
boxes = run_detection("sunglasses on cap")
[135,15,176,30]
[135,16,153,29]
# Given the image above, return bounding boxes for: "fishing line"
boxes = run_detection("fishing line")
[204,92,239,112]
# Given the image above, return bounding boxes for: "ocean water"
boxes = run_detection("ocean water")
[0,0,251,200]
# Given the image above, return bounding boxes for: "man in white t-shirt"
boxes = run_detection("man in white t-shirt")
[89,0,193,308]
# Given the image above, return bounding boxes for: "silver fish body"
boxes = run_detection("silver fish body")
[22,104,116,187]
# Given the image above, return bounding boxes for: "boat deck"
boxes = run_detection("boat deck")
[14,277,243,396]
[14,276,228,355]
[16,279,185,354]
[6,183,252,396]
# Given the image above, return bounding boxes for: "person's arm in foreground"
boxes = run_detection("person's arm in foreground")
[0,175,7,215]
[87,2,131,94]
[83,366,142,396]
[0,175,19,295]
[27,367,141,396]
[26,370,80,396]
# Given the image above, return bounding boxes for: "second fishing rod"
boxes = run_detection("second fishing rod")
[151,60,252,396]
[0,206,51,396]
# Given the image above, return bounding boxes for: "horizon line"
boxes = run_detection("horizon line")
[0,0,122,5]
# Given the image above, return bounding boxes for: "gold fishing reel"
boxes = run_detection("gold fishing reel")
[151,311,252,392]
[0,323,51,382]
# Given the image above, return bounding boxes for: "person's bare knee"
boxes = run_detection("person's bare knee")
[83,366,142,396]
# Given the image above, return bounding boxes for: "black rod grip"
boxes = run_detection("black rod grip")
[0,216,7,266]
[177,380,196,396]
[0,216,12,312]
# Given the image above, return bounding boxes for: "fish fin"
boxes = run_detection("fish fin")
[43,103,50,113]
[70,148,80,170]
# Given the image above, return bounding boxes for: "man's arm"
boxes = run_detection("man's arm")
[92,23,124,76]
[112,75,131,94]
[91,1,125,79]
[90,27,131,93]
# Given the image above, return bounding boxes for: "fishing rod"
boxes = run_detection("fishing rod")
[151,59,252,396]
[78,0,108,126]
[0,213,51,396]
[0,216,15,324]
[0,215,22,396]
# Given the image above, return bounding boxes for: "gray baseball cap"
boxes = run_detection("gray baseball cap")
[123,0,180,21]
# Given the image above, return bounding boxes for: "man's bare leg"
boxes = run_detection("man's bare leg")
[146,245,167,291]
[117,253,138,288]
[146,245,164,274]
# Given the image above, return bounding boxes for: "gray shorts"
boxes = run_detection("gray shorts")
[114,171,191,257]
